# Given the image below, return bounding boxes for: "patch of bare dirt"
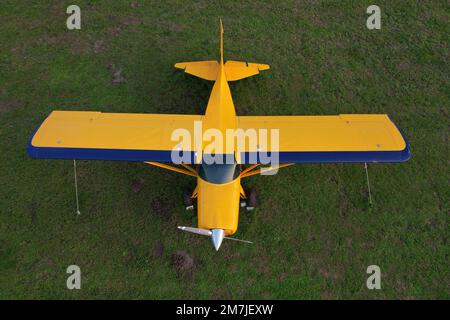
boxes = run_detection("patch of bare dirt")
[152,240,164,258]
[93,40,108,53]
[122,17,143,26]
[277,272,288,283]
[107,16,144,37]
[321,289,335,299]
[107,63,125,85]
[0,101,22,113]
[149,197,172,217]
[123,249,136,265]
[319,266,343,281]
[212,287,232,299]
[37,34,91,55]
[131,237,142,247]
[131,178,144,193]
[107,26,124,37]
[157,19,186,33]
[171,250,195,278]
[12,32,111,56]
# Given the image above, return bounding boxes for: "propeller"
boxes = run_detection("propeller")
[178,226,253,251]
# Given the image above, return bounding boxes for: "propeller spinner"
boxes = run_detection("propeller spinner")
[178,226,252,251]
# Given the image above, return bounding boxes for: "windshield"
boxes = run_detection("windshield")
[199,163,240,184]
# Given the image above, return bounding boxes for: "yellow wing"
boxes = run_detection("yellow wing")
[236,114,410,163]
[28,111,202,162]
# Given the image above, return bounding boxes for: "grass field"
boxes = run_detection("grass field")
[0,1,448,299]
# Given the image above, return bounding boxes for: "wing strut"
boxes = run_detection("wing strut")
[241,163,294,178]
[145,162,197,177]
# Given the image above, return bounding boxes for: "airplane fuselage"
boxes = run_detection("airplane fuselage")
[196,61,242,236]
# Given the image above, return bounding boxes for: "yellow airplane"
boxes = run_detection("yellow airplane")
[28,19,410,250]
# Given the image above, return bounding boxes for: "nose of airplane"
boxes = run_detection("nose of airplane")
[211,229,225,251]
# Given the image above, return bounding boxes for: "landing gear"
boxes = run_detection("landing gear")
[243,188,258,211]
[183,189,194,210]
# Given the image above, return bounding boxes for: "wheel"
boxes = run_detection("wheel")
[183,189,194,210]
[245,188,257,211]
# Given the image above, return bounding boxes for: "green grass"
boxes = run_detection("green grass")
[0,0,448,299]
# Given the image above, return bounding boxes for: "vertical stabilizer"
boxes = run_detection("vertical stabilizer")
[220,18,224,65]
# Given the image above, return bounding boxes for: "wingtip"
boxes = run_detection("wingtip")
[401,142,412,162]
[174,62,186,70]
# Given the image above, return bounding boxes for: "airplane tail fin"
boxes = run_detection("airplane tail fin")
[175,18,270,81]
[220,17,224,64]
[173,18,224,81]
[219,18,270,81]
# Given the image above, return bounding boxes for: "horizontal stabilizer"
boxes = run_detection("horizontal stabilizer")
[224,60,270,81]
[174,60,219,81]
